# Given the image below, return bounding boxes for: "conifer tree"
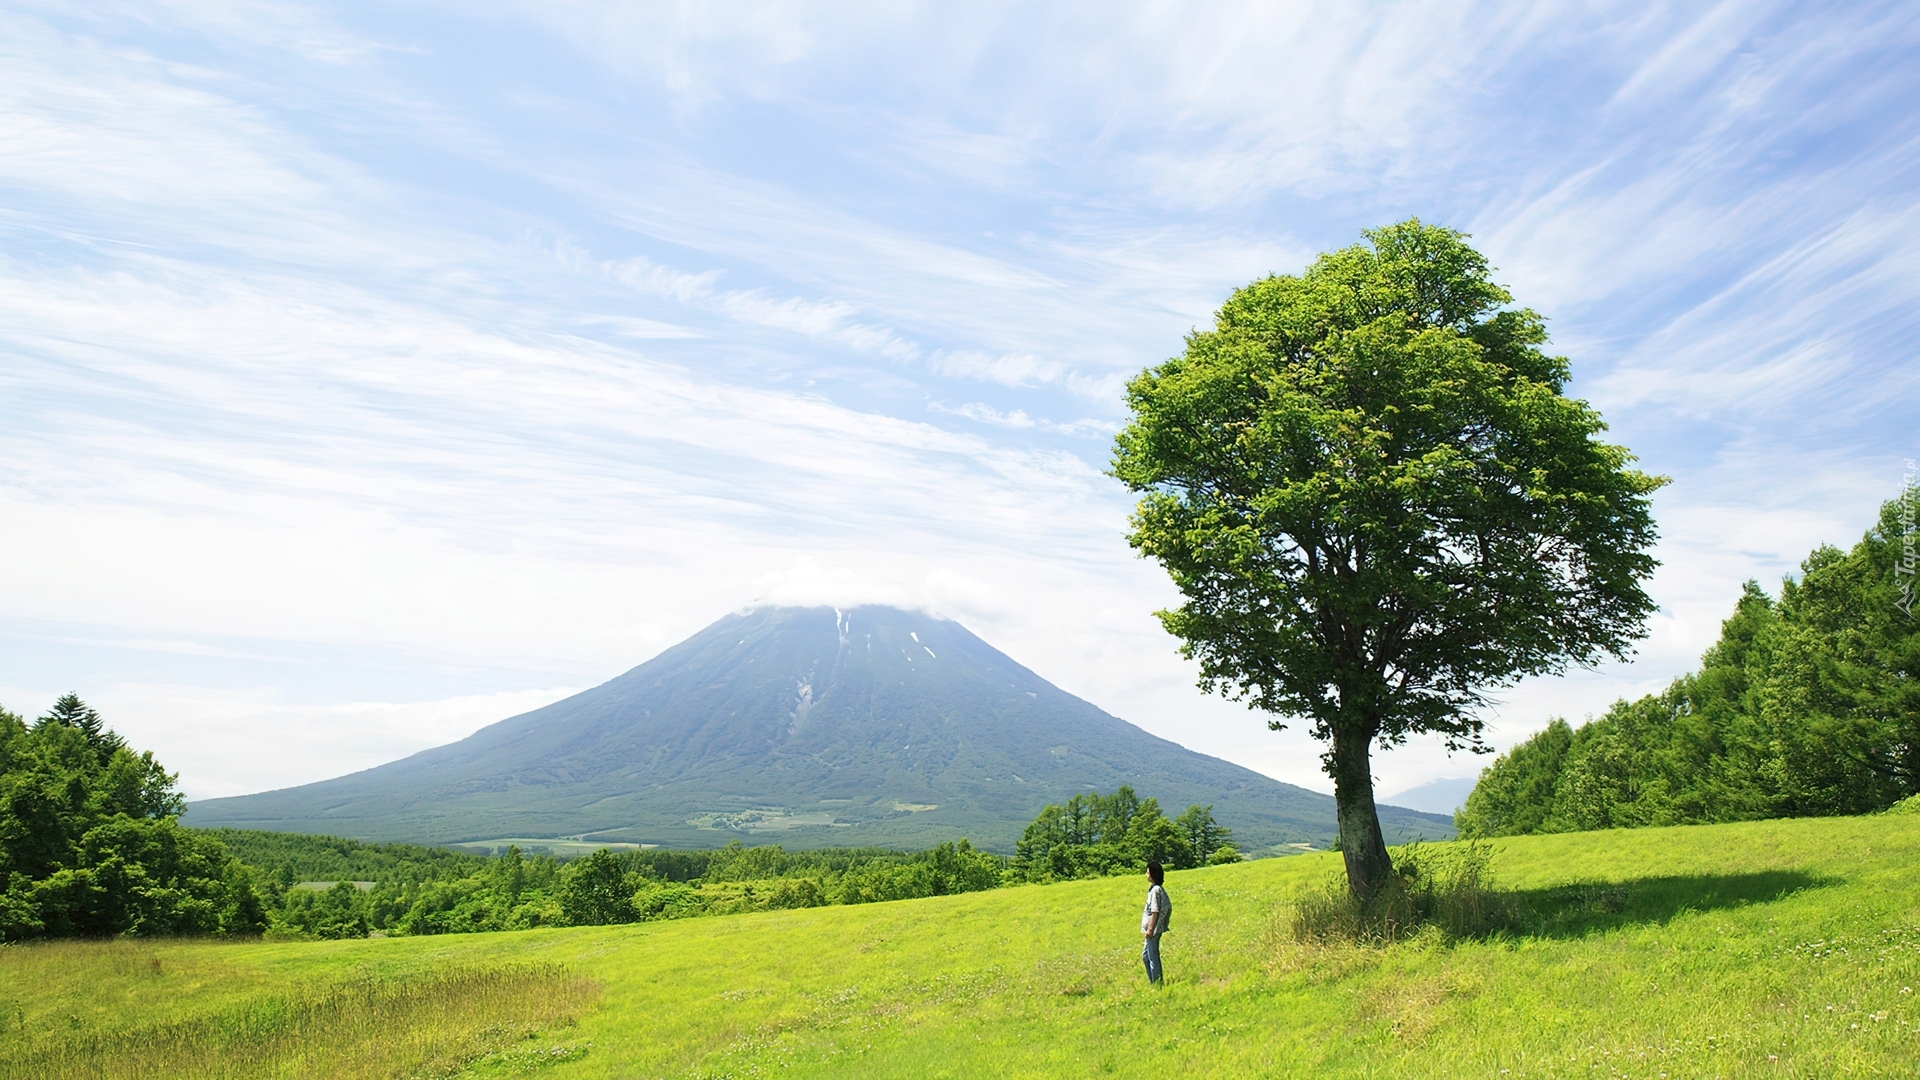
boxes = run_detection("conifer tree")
[37,692,124,763]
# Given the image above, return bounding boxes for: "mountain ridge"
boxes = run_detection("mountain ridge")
[184,606,1453,851]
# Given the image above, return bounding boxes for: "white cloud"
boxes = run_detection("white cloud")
[928,350,1065,388]
[1,0,1916,803]
[1606,1,1780,110]
[107,686,582,800]
[928,400,1119,438]
[931,401,1035,429]
[604,252,924,361]
[1590,199,1920,424]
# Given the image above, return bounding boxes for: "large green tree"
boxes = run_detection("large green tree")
[1112,220,1664,903]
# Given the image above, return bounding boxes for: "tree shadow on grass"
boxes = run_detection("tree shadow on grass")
[1504,870,1830,939]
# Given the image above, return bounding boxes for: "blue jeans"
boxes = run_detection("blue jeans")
[1141,933,1163,984]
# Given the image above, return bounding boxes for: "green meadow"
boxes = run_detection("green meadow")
[5,814,1919,1079]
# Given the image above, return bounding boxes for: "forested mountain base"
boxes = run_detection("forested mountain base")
[1459,492,1920,837]
[246,838,1011,939]
[203,829,490,884]
[208,788,1236,940]
[5,691,1248,945]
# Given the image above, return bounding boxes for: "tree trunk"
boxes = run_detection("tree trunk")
[1330,724,1393,906]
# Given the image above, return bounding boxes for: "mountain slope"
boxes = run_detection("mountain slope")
[1381,776,1479,816]
[184,606,1453,850]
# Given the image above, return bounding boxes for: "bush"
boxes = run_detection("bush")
[385,847,562,936]
[1205,844,1243,866]
[833,861,937,904]
[631,881,706,920]
[246,838,1010,937]
[278,881,372,940]
[556,850,640,926]
[1290,841,1525,945]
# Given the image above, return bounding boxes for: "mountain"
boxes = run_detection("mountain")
[184,606,1454,852]
[1380,776,1480,817]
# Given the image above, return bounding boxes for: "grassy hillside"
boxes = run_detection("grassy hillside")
[6,814,1919,1077]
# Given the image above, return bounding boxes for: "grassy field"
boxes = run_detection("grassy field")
[4,814,1918,1078]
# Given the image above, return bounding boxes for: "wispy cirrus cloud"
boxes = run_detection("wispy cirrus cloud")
[927,400,1118,438]
[593,249,923,361]
[1,0,1916,801]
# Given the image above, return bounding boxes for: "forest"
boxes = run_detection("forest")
[0,695,265,940]
[1458,491,1919,837]
[1,689,1232,942]
[219,786,1235,940]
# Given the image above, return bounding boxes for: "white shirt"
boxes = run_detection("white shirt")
[1141,883,1168,936]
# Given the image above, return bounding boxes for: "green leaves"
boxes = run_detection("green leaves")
[556,849,638,926]
[1112,220,1663,749]
[1013,786,1218,880]
[1114,220,1662,900]
[35,693,124,766]
[1173,803,1235,864]
[1,696,262,941]
[1458,491,1920,838]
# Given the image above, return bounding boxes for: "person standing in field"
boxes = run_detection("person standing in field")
[1141,860,1170,985]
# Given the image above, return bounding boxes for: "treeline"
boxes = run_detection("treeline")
[0,696,266,941]
[1459,493,1920,838]
[255,838,1009,939]
[205,829,489,884]
[255,787,1239,939]
[4,696,1253,942]
[1014,786,1239,879]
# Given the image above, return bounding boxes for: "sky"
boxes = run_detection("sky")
[2,1,1916,803]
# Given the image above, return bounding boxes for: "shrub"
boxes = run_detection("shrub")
[556,850,640,926]
[631,881,706,920]
[1290,841,1526,945]
[277,881,371,940]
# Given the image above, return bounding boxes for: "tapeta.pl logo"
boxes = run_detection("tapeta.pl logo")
[1897,458,1916,620]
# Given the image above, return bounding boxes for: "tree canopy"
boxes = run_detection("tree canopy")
[1458,491,1920,836]
[1112,220,1663,902]
[1,697,263,940]
[232,836,1012,939]
[1013,786,1238,880]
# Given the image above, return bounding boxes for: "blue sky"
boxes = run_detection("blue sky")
[2,2,1916,802]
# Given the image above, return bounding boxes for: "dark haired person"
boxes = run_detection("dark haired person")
[1140,861,1170,985]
